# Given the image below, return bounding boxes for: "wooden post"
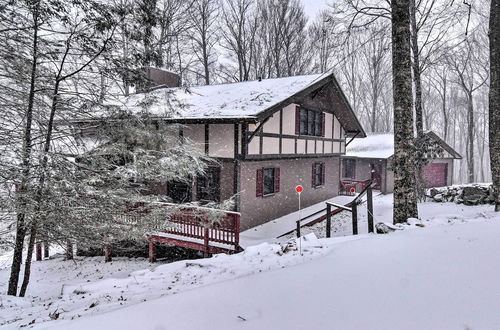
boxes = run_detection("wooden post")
[66,241,74,260]
[148,239,157,263]
[367,186,374,233]
[43,240,49,259]
[326,203,331,238]
[203,227,209,258]
[296,220,301,238]
[104,244,112,262]
[36,242,42,261]
[352,203,358,235]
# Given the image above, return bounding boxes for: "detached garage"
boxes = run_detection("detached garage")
[341,131,462,194]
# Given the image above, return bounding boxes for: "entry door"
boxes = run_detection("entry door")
[197,166,221,203]
[370,163,382,190]
[423,163,448,188]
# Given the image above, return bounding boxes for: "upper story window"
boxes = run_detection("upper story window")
[298,108,324,136]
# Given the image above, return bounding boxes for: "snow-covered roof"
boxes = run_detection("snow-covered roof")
[345,134,394,159]
[345,132,462,159]
[107,74,326,120]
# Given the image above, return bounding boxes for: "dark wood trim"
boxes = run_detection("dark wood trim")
[279,108,283,155]
[255,75,333,121]
[247,116,270,142]
[294,137,297,154]
[241,124,248,160]
[204,124,209,155]
[255,131,344,142]
[69,117,257,125]
[345,131,360,146]
[259,132,263,155]
[234,124,239,158]
[332,114,335,140]
[244,153,343,161]
[233,124,240,212]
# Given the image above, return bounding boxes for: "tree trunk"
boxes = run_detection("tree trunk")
[8,2,40,296]
[442,74,448,141]
[391,0,419,223]
[489,0,500,211]
[43,240,49,259]
[466,92,475,183]
[410,0,424,137]
[19,79,61,296]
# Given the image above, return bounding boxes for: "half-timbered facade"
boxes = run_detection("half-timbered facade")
[73,71,366,230]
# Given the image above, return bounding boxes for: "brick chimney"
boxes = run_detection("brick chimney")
[137,67,181,92]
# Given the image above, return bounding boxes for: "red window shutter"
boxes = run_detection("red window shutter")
[322,163,326,185]
[312,163,316,187]
[295,105,300,135]
[274,168,280,193]
[256,168,263,197]
[321,112,326,137]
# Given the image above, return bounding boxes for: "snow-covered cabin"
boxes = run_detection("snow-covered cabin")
[342,132,462,194]
[72,70,366,230]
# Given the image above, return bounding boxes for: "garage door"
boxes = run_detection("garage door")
[423,163,448,188]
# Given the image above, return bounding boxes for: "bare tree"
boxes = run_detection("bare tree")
[188,0,219,85]
[447,36,489,183]
[489,0,500,211]
[220,0,258,81]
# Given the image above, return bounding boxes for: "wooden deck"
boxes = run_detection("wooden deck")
[144,204,242,261]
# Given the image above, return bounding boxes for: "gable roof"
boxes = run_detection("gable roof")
[345,132,462,159]
[100,72,366,137]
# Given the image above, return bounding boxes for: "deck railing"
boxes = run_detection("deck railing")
[121,202,241,260]
[339,179,371,196]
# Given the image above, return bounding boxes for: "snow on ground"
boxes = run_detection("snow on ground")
[240,195,354,247]
[36,206,500,330]
[0,239,332,329]
[1,194,499,330]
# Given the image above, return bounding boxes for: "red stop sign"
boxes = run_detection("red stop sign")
[350,187,356,193]
[295,185,303,193]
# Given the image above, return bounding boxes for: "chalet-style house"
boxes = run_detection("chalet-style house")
[76,70,366,231]
[341,132,462,194]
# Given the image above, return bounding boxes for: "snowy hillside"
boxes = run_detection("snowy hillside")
[1,195,499,329]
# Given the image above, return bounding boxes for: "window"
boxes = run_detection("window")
[263,168,275,195]
[299,108,324,136]
[342,159,356,178]
[256,167,280,197]
[312,162,325,187]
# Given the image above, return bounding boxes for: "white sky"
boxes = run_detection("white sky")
[300,0,331,20]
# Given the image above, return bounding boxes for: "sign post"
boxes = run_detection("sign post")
[295,185,303,238]
[295,185,303,254]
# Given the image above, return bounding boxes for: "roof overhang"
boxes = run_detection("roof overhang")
[425,131,462,159]
[254,72,366,138]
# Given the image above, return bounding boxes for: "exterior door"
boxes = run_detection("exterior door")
[423,163,448,188]
[370,163,382,190]
[197,166,221,203]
